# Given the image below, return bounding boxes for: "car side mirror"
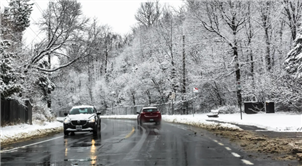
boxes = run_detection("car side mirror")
[64,113,68,116]
[136,112,140,114]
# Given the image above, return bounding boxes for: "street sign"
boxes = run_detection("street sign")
[193,87,198,93]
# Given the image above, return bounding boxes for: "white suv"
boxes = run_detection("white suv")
[63,105,101,135]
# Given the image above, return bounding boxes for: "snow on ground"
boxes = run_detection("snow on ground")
[100,112,302,132]
[209,112,302,132]
[1,112,302,145]
[0,121,62,144]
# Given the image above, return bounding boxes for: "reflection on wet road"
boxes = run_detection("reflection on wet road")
[1,119,299,166]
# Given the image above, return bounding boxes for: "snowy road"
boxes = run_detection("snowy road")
[1,119,299,165]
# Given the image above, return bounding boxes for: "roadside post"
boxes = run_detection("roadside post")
[111,91,116,115]
[237,81,242,120]
[193,87,198,117]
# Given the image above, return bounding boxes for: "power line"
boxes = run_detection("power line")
[27,0,47,46]
[28,27,43,42]
[32,0,44,15]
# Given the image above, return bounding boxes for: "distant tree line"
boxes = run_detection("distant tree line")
[1,0,302,121]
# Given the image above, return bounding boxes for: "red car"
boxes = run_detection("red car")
[137,107,162,125]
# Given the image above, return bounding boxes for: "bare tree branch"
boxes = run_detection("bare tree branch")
[26,0,89,71]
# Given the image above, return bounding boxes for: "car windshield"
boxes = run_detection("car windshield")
[69,107,93,115]
[143,108,158,113]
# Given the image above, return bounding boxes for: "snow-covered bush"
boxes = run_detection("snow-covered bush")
[32,101,55,122]
[217,105,239,114]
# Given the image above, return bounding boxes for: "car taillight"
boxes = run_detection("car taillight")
[156,111,162,118]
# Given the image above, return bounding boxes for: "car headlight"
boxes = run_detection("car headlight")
[64,118,71,124]
[88,117,95,123]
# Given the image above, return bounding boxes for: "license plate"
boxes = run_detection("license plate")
[76,125,82,130]
[149,119,154,121]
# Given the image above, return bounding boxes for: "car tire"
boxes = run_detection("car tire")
[63,126,69,135]
[64,130,69,136]
[93,125,98,135]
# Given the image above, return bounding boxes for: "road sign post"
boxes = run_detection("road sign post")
[192,87,199,117]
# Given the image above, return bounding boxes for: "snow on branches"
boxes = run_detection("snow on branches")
[0,40,22,99]
[6,0,33,33]
[284,34,302,79]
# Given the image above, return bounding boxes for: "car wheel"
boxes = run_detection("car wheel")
[64,130,69,136]
[93,125,98,135]
[63,126,69,135]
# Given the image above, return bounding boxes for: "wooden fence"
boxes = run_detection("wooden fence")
[1,99,32,126]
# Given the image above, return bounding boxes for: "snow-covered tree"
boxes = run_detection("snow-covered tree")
[7,0,32,32]
[282,0,302,41]
[284,34,302,79]
[0,0,32,100]
[49,0,302,114]
[26,0,89,72]
[0,40,22,100]
[135,1,161,28]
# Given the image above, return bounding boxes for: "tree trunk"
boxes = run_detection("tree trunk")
[146,90,151,105]
[182,35,187,114]
[131,90,136,105]
[264,26,271,71]
[88,55,93,103]
[233,45,242,110]
[105,47,108,74]
[232,15,242,109]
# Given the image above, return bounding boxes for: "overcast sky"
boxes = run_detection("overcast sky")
[8,0,184,48]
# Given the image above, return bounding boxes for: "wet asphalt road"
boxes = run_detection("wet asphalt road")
[1,119,300,166]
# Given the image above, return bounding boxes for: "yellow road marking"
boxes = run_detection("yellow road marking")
[125,127,135,138]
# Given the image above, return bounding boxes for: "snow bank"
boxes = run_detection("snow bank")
[216,112,302,132]
[0,121,62,145]
[101,112,302,132]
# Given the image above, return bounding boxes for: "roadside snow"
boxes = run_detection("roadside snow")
[1,112,301,146]
[0,121,62,145]
[212,112,302,132]
[100,112,302,132]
